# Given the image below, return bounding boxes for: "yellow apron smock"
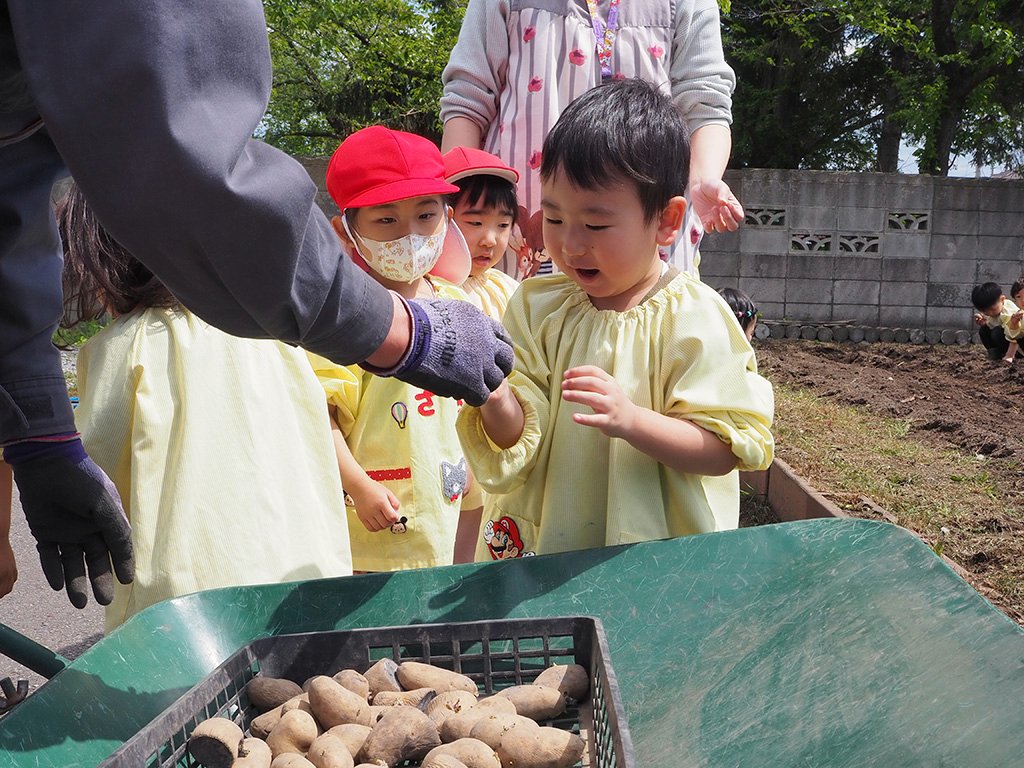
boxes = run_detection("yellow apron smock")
[75,308,353,631]
[457,271,774,560]
[462,268,520,320]
[308,280,482,572]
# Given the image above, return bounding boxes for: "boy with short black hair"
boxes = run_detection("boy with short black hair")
[456,79,774,560]
[971,281,1022,363]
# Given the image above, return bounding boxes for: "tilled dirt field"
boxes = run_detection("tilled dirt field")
[756,338,1024,622]
[759,339,1024,465]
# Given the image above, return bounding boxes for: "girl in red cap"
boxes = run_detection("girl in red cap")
[443,147,523,321]
[307,127,485,570]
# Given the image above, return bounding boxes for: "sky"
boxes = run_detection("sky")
[898,140,1009,178]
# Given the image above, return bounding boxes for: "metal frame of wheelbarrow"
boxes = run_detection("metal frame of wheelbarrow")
[0,622,69,711]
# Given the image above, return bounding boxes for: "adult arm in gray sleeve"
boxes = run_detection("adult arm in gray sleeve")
[7,0,394,364]
[440,0,511,130]
[670,0,736,133]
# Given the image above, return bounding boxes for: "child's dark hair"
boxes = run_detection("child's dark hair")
[1011,276,1024,299]
[971,282,1003,311]
[540,78,690,222]
[450,175,519,224]
[57,181,178,326]
[718,287,758,332]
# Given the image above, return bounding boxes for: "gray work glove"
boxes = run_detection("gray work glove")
[363,297,514,407]
[3,437,134,608]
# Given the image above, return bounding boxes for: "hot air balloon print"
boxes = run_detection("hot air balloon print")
[391,401,409,429]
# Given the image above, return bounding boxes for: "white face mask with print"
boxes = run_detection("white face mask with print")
[343,216,447,283]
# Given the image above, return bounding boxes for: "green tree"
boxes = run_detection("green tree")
[261,0,466,155]
[724,0,889,170]
[724,0,1024,175]
[908,0,1024,175]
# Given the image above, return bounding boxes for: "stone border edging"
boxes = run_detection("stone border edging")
[756,321,976,346]
[740,459,847,522]
[741,460,981,585]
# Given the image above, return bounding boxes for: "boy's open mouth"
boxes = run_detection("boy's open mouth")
[577,268,600,279]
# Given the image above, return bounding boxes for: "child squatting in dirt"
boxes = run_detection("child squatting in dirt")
[971,281,1024,364]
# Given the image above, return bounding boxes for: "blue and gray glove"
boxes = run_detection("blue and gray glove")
[3,436,134,608]
[363,297,514,407]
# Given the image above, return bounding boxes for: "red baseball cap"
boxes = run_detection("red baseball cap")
[327,126,459,210]
[443,146,519,185]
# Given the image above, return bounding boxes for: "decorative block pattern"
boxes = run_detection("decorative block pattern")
[837,233,881,254]
[790,232,833,252]
[887,211,929,231]
[744,208,786,227]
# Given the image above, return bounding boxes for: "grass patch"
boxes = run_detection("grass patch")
[772,384,1002,530]
[771,383,1024,623]
[54,319,107,348]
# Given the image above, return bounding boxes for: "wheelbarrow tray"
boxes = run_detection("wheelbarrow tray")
[1,520,1023,767]
[97,616,632,768]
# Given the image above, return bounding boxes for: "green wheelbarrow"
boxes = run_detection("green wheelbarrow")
[0,518,1022,767]
[0,623,68,711]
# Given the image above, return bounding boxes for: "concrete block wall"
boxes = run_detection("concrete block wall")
[299,157,1024,334]
[700,170,1024,332]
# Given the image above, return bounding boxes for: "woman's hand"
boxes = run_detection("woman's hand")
[690,178,744,233]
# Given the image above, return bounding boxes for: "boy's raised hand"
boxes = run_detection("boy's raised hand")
[561,366,637,439]
[368,297,514,407]
[348,478,402,533]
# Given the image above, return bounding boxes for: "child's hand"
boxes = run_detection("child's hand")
[349,479,402,533]
[973,312,987,327]
[1012,310,1024,330]
[561,366,637,439]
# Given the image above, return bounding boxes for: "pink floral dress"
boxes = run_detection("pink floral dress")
[441,0,734,277]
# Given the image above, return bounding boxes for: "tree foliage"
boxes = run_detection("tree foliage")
[259,0,1023,175]
[724,0,1024,174]
[261,0,466,155]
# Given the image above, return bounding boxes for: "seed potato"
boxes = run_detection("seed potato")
[187,717,243,768]
[356,706,441,767]
[266,709,319,758]
[234,737,273,768]
[395,662,477,694]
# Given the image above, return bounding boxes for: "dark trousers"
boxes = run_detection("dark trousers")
[979,326,1020,359]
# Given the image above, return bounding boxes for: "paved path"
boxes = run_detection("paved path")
[0,489,104,695]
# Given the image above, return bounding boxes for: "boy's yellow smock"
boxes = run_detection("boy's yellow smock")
[462,268,520,320]
[987,298,1022,338]
[75,309,353,631]
[457,271,775,560]
[308,280,482,572]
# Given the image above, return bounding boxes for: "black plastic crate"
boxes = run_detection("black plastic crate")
[99,615,634,768]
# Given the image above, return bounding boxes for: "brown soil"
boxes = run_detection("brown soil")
[759,340,1024,464]
[755,339,1024,622]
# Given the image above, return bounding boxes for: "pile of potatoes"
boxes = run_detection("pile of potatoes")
[186,658,591,768]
